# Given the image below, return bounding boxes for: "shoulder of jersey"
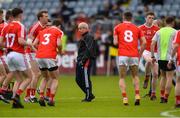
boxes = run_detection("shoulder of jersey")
[138,24,145,28]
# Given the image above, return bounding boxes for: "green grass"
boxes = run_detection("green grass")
[0,75,179,117]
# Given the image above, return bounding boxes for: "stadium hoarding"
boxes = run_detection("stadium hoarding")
[57,44,145,75]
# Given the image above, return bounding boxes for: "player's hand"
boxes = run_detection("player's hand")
[79,61,84,67]
[60,50,66,55]
[167,60,174,69]
[151,56,156,64]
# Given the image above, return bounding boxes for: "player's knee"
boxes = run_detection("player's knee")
[152,73,158,79]
[146,61,152,66]
[34,71,41,78]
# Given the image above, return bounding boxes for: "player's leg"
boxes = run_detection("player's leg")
[129,57,140,105]
[45,78,52,100]
[12,71,23,98]
[10,52,32,108]
[0,64,6,85]
[29,55,41,102]
[159,70,166,103]
[38,70,49,106]
[47,69,59,106]
[175,71,180,108]
[142,51,152,89]
[13,69,32,108]
[118,56,128,105]
[163,70,174,103]
[150,62,158,100]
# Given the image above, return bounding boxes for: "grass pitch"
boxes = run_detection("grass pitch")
[0,75,179,117]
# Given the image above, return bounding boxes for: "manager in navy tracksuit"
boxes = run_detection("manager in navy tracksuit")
[76,22,97,102]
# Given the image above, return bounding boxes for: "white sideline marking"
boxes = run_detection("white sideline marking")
[60,96,119,100]
[160,109,180,118]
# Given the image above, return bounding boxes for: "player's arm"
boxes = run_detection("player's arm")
[0,27,6,48]
[169,31,180,61]
[171,43,179,60]
[57,36,63,54]
[0,36,3,44]
[139,28,146,57]
[0,36,5,48]
[18,37,32,46]
[139,36,146,57]
[27,25,36,44]
[32,37,39,52]
[113,35,118,46]
[18,25,32,46]
[113,27,118,45]
[151,31,159,58]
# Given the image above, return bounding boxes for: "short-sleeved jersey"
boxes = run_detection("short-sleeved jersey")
[139,24,159,52]
[36,26,63,59]
[152,27,176,60]
[0,22,7,56]
[25,21,46,53]
[174,30,180,65]
[1,21,26,54]
[114,21,144,57]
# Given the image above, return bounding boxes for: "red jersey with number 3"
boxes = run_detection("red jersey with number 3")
[174,31,180,65]
[36,26,63,59]
[26,21,46,53]
[139,24,159,52]
[114,21,144,57]
[1,21,26,54]
[0,22,7,56]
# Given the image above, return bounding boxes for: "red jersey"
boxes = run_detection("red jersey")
[36,26,63,59]
[25,21,46,53]
[174,30,180,65]
[114,21,144,57]
[0,22,7,56]
[139,24,159,52]
[1,21,26,54]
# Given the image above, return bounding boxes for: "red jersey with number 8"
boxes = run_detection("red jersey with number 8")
[114,21,144,57]
[1,21,26,54]
[36,26,63,59]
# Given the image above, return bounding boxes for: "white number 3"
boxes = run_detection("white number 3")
[42,34,51,45]
[124,30,133,42]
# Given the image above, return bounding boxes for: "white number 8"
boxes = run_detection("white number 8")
[124,30,133,42]
[42,34,51,45]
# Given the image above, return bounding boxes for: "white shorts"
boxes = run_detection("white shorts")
[36,58,58,71]
[142,50,157,59]
[6,52,28,71]
[26,53,36,68]
[0,55,7,65]
[118,56,138,66]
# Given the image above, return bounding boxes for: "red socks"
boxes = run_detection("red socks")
[46,88,51,98]
[122,92,127,98]
[160,90,165,97]
[16,89,23,96]
[31,89,36,97]
[25,88,31,97]
[176,96,180,105]
[50,94,55,102]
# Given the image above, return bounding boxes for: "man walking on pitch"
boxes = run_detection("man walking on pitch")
[139,12,159,100]
[76,22,97,102]
[151,16,176,103]
[114,12,146,105]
